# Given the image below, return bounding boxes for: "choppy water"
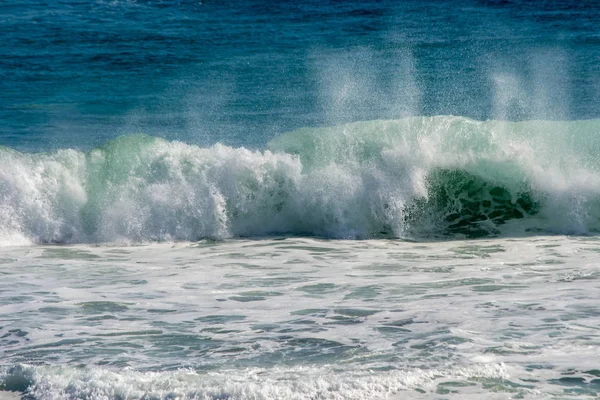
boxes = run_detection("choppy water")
[2,237,600,399]
[2,0,600,399]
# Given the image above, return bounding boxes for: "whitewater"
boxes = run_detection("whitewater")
[2,117,600,399]
[2,235,600,399]
[2,116,600,246]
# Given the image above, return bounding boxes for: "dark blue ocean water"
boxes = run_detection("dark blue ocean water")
[2,0,600,151]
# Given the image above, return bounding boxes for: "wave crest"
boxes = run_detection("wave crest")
[2,116,600,245]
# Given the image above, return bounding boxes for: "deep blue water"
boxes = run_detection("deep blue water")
[2,0,600,151]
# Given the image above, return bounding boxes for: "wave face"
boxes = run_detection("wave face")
[2,116,600,245]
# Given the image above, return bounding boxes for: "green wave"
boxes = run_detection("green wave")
[1,116,599,244]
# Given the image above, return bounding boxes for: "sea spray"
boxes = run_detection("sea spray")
[1,116,600,245]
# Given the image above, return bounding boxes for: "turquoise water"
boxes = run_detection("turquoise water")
[3,117,600,244]
[2,1,600,399]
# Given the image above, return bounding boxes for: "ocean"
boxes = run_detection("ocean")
[1,1,600,399]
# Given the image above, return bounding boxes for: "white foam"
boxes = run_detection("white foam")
[2,236,600,398]
[3,363,509,400]
[1,117,600,244]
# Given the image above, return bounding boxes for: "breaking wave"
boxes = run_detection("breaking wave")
[2,116,600,245]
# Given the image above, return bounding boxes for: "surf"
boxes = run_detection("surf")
[1,115,599,245]
[1,363,510,400]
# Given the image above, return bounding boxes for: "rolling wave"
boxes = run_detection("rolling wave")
[2,116,600,245]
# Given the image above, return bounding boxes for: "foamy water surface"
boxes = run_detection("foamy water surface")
[1,236,600,399]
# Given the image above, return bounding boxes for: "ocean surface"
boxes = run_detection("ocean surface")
[2,0,600,399]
